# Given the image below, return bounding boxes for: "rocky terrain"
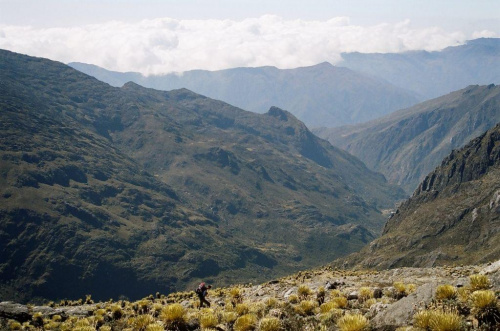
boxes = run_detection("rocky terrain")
[315,84,500,193]
[333,121,500,271]
[2,260,499,330]
[0,49,405,303]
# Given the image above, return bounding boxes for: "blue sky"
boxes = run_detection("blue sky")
[0,0,498,74]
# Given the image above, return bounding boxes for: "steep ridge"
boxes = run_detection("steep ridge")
[339,38,500,100]
[315,84,500,193]
[0,50,405,303]
[69,61,419,128]
[336,123,500,269]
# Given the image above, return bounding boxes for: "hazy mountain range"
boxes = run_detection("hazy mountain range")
[69,38,500,130]
[339,38,500,100]
[0,49,404,303]
[68,61,419,128]
[315,84,500,193]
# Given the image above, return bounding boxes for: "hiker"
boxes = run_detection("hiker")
[196,282,212,308]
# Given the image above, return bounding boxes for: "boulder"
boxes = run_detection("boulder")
[371,282,437,330]
[373,288,383,299]
[0,302,31,323]
[347,291,359,300]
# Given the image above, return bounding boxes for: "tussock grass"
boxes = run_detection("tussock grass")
[336,313,369,331]
[258,317,282,331]
[233,313,258,331]
[435,284,457,300]
[469,274,491,291]
[160,303,185,323]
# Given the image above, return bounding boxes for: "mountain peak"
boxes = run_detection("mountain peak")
[266,106,294,121]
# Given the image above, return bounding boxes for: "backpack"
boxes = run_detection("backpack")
[196,282,206,295]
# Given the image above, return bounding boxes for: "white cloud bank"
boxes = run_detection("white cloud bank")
[0,16,494,75]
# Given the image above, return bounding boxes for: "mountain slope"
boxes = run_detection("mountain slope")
[315,84,500,193]
[339,38,500,100]
[0,49,405,303]
[336,122,500,269]
[69,62,419,128]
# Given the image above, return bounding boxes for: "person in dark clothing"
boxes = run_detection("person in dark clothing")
[196,282,212,309]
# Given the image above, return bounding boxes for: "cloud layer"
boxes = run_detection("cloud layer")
[0,16,492,75]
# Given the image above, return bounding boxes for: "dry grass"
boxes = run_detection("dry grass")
[469,274,491,291]
[336,313,369,331]
[435,284,457,300]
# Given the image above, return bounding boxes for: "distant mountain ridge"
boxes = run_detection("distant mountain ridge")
[339,38,500,100]
[336,122,500,269]
[69,61,419,128]
[315,84,500,193]
[0,49,405,303]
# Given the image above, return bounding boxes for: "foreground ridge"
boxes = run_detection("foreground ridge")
[2,261,499,330]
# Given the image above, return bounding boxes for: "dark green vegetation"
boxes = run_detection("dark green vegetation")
[336,122,500,270]
[0,50,405,303]
[340,38,500,100]
[69,62,419,128]
[315,84,500,193]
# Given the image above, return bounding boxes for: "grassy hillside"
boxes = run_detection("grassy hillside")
[334,122,500,270]
[315,84,500,193]
[0,49,405,303]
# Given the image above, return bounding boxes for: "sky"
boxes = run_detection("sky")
[0,0,499,75]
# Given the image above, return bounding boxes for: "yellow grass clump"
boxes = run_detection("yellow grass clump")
[235,303,250,316]
[428,311,462,331]
[358,287,373,302]
[222,311,238,324]
[160,303,186,323]
[258,317,282,331]
[469,274,491,291]
[295,300,317,316]
[297,284,312,299]
[471,290,497,310]
[414,310,462,331]
[288,294,299,304]
[233,313,258,331]
[145,323,164,331]
[320,301,339,313]
[336,313,369,331]
[413,310,434,329]
[199,312,219,329]
[331,296,348,309]
[435,284,457,300]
